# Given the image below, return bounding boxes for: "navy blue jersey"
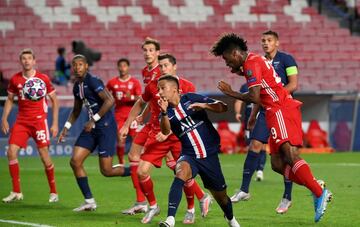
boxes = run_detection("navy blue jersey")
[271,51,298,86]
[166,93,220,159]
[73,73,114,127]
[239,83,252,126]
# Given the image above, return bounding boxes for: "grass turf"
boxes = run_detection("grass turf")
[0,152,359,227]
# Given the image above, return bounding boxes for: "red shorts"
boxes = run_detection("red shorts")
[9,118,50,148]
[141,134,181,168]
[115,115,137,137]
[133,123,151,146]
[266,99,303,154]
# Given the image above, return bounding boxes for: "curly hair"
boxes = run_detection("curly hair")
[210,33,248,56]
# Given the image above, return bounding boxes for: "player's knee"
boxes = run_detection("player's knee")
[70,158,81,169]
[249,140,263,151]
[137,168,148,180]
[100,167,112,177]
[128,149,140,161]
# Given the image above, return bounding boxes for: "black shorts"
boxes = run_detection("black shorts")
[178,154,227,191]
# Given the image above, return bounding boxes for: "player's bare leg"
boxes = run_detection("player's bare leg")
[209,189,240,227]
[38,146,58,202]
[138,160,160,224]
[122,142,148,215]
[70,146,97,212]
[116,133,126,165]
[98,156,130,177]
[2,144,23,203]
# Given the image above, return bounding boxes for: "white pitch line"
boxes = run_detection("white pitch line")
[0,219,55,227]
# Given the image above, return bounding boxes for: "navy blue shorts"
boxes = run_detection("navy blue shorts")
[75,122,117,158]
[250,110,270,144]
[178,154,227,192]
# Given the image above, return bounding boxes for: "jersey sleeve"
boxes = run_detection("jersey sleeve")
[187,93,216,104]
[284,54,298,76]
[7,77,17,94]
[134,79,142,96]
[43,75,55,94]
[90,76,105,93]
[244,60,262,89]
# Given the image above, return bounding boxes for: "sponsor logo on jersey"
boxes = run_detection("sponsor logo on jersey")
[248,77,257,83]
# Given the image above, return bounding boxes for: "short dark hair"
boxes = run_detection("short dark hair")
[142,37,160,51]
[262,30,279,39]
[117,58,130,66]
[72,54,87,63]
[158,75,179,89]
[19,48,35,60]
[57,47,65,55]
[210,33,248,56]
[158,53,176,65]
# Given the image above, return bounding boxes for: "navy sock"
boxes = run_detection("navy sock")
[122,166,131,177]
[283,177,293,200]
[76,177,93,199]
[167,177,185,217]
[240,150,260,193]
[220,196,234,221]
[257,150,267,171]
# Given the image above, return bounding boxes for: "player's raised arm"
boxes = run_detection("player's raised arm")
[1,93,15,134]
[47,91,59,138]
[188,100,228,113]
[158,97,171,136]
[119,98,146,139]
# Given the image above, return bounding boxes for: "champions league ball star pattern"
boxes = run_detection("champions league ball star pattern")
[23,78,47,101]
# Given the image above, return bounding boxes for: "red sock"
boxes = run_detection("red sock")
[184,179,195,209]
[129,160,146,202]
[45,164,57,194]
[283,165,303,185]
[139,175,157,206]
[9,159,21,193]
[116,145,125,164]
[166,160,176,170]
[291,159,323,197]
[193,180,205,200]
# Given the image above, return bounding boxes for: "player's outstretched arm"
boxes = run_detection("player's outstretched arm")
[234,99,244,122]
[57,97,83,143]
[48,91,59,138]
[247,104,260,131]
[188,100,228,113]
[1,93,15,135]
[218,81,261,104]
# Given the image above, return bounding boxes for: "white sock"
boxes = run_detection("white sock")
[150,204,158,209]
[187,207,195,213]
[166,216,175,225]
[85,198,95,204]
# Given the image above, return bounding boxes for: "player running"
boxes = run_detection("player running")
[58,54,130,212]
[1,48,59,203]
[157,75,240,227]
[212,33,332,222]
[106,58,142,164]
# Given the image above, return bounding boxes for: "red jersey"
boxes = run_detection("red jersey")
[7,71,55,121]
[244,52,292,109]
[142,64,161,84]
[141,76,195,133]
[106,75,142,116]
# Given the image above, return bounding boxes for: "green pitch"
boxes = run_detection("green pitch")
[0,153,359,227]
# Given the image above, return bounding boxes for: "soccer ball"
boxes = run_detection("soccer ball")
[23,77,47,101]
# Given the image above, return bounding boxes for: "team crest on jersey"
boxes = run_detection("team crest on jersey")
[128,83,133,89]
[246,69,253,77]
[17,83,23,88]
[114,84,119,89]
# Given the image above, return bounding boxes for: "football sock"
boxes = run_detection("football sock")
[129,159,146,202]
[257,150,267,171]
[45,164,57,194]
[76,176,93,199]
[193,180,205,200]
[122,166,131,177]
[139,175,157,206]
[282,177,293,200]
[291,159,323,197]
[116,145,125,164]
[220,196,234,221]
[183,179,195,209]
[9,159,21,193]
[240,150,259,193]
[167,177,185,217]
